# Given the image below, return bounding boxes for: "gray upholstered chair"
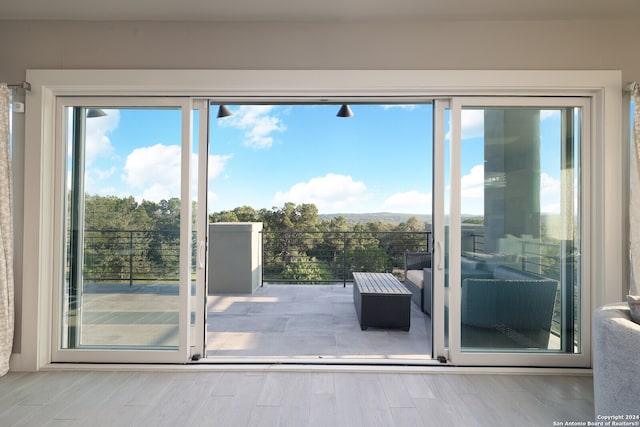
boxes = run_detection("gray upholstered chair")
[403,251,431,311]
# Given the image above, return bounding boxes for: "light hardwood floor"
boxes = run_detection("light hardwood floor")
[0,369,594,426]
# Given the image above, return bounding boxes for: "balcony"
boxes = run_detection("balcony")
[79,226,569,360]
[79,227,432,361]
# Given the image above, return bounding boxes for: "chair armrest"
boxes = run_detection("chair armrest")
[404,251,432,271]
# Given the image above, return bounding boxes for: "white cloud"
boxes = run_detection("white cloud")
[540,110,558,121]
[458,167,564,214]
[84,166,118,196]
[84,109,120,165]
[540,172,562,214]
[191,153,233,192]
[461,164,485,199]
[383,190,432,214]
[123,144,233,202]
[461,109,485,139]
[458,163,486,214]
[208,154,233,181]
[220,105,285,149]
[191,153,233,201]
[381,105,417,111]
[123,144,182,201]
[94,166,117,180]
[445,109,484,141]
[541,203,561,214]
[540,172,561,197]
[273,173,368,211]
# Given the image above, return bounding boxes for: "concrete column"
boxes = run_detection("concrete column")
[208,222,263,294]
[483,109,541,254]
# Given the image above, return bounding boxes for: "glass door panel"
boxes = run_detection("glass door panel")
[53,98,193,363]
[448,98,590,367]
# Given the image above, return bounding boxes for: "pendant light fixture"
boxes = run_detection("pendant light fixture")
[86,108,107,118]
[217,105,233,118]
[336,104,353,118]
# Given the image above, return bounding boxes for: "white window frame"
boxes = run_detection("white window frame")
[14,69,623,371]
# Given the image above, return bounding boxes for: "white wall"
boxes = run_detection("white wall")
[1,20,640,81]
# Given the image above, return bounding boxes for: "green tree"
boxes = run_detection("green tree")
[209,205,261,223]
[139,198,181,278]
[262,203,320,272]
[348,246,391,273]
[280,256,333,282]
[462,217,484,224]
[208,202,432,283]
[84,195,154,281]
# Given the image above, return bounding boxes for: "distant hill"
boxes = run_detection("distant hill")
[319,212,431,225]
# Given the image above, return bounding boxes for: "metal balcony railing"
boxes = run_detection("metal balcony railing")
[261,230,431,285]
[81,227,570,291]
[81,228,432,286]
[82,229,183,285]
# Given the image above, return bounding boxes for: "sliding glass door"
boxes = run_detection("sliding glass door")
[434,97,591,367]
[52,98,195,363]
[50,94,592,367]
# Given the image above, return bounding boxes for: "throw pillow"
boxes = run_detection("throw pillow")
[628,295,640,324]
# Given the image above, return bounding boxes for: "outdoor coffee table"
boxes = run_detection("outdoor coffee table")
[352,272,411,331]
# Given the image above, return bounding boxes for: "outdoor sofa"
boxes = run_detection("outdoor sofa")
[593,302,640,418]
[460,265,558,348]
[405,252,493,315]
[406,251,559,348]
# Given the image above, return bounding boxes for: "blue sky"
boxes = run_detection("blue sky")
[80,103,567,216]
[209,104,432,214]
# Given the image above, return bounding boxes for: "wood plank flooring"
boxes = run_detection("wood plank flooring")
[0,369,594,426]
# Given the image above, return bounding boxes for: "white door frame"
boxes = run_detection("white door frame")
[15,69,622,370]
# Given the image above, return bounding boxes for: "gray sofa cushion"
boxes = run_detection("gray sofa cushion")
[628,294,640,324]
[405,269,424,288]
[593,303,640,417]
[404,252,432,312]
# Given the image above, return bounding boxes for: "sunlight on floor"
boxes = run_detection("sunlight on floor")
[208,296,281,312]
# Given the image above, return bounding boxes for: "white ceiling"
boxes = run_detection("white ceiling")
[1,0,640,22]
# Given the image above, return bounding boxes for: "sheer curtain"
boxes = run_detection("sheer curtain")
[0,83,14,376]
[630,86,640,296]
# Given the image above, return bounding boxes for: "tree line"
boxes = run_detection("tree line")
[81,196,430,283]
[211,202,429,282]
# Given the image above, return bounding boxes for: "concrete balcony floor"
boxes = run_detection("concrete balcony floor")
[206,284,432,362]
